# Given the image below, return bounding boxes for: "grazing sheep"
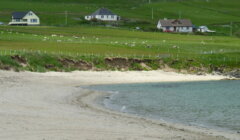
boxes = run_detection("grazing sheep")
[130,44,135,47]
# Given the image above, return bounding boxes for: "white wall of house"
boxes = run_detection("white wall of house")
[23,11,40,25]
[85,15,119,21]
[158,24,192,33]
[177,27,193,32]
[162,27,174,32]
[162,27,193,32]
[9,11,40,26]
[157,22,193,33]
[157,22,162,29]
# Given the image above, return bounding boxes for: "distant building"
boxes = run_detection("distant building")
[9,11,40,26]
[157,19,193,33]
[198,26,215,33]
[85,8,120,21]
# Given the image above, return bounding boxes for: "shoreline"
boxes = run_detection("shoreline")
[0,70,239,140]
[79,87,240,140]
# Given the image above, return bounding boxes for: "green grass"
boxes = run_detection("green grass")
[0,0,240,35]
[0,26,239,72]
[0,55,20,69]
[0,0,239,72]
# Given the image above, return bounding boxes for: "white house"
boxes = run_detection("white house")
[85,8,120,21]
[9,11,40,26]
[157,19,193,33]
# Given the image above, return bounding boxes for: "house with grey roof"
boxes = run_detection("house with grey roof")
[9,11,40,26]
[85,8,120,21]
[157,19,193,33]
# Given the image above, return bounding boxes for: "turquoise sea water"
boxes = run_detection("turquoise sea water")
[89,80,240,133]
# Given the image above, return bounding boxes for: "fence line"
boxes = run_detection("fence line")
[0,49,171,59]
[0,49,239,65]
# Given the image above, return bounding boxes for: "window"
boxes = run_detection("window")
[15,19,20,22]
[30,19,38,23]
[101,15,104,18]
[29,13,33,16]
[111,15,114,19]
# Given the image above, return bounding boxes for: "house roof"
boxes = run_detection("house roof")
[12,11,29,19]
[89,8,116,16]
[159,19,193,27]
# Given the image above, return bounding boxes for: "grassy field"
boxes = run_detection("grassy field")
[0,0,240,35]
[0,26,239,72]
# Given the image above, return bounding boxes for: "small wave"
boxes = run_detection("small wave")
[121,106,126,111]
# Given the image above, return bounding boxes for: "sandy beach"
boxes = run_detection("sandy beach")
[0,70,239,140]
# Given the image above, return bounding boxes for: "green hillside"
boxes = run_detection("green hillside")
[0,25,239,71]
[0,0,240,35]
[0,0,239,73]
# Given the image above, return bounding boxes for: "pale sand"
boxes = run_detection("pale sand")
[0,70,239,140]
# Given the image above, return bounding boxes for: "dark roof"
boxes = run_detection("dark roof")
[159,19,193,27]
[90,8,116,16]
[12,11,29,19]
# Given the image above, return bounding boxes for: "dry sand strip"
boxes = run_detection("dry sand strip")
[0,70,239,140]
